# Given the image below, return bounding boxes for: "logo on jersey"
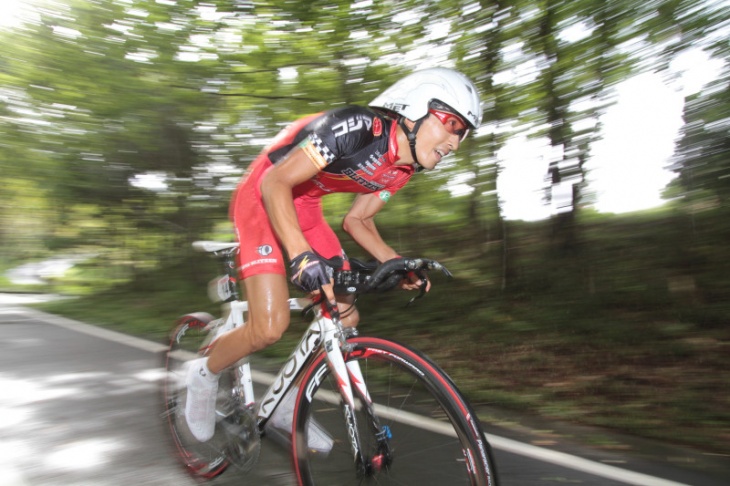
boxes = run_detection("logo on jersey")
[378,170,397,185]
[332,115,373,138]
[373,117,383,137]
[257,245,273,256]
[342,168,384,191]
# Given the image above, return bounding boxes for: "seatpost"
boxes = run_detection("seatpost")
[222,250,241,301]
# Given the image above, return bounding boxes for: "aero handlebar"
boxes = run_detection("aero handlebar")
[332,257,452,296]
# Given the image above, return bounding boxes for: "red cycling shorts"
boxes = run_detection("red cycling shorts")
[230,155,347,280]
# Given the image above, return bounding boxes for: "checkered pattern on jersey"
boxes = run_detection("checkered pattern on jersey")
[309,133,336,165]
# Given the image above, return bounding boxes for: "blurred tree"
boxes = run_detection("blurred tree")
[666,2,730,209]
[0,0,236,274]
[1,0,727,293]
[669,70,730,208]
[510,0,636,252]
[451,1,512,227]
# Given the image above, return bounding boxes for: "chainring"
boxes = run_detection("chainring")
[218,399,261,472]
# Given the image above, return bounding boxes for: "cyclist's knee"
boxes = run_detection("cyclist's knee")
[341,305,360,328]
[248,312,290,350]
[240,273,291,351]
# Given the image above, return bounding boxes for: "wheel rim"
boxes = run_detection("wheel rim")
[162,322,231,479]
[294,339,490,485]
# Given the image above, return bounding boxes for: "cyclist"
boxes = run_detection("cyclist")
[185,67,482,442]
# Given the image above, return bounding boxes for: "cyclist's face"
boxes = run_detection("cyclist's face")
[414,112,464,170]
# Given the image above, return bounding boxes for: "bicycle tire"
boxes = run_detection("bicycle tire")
[292,336,499,486]
[162,315,260,480]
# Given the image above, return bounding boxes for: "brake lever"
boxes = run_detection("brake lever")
[302,289,342,322]
[406,275,429,307]
[403,259,453,306]
[319,292,341,322]
[300,294,322,318]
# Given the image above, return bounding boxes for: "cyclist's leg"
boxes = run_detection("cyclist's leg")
[185,273,291,442]
[206,273,291,373]
[185,156,292,438]
[207,152,293,373]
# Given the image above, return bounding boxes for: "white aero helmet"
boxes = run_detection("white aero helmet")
[369,67,482,129]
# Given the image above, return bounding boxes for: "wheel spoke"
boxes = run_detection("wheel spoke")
[293,337,497,485]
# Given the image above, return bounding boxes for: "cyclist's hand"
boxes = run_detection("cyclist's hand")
[290,251,334,295]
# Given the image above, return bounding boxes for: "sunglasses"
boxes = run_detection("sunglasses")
[428,109,469,141]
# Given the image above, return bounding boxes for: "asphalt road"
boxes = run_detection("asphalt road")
[1,297,727,485]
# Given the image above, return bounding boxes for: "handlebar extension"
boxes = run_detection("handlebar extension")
[333,257,452,295]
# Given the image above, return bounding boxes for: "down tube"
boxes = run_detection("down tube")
[257,321,322,422]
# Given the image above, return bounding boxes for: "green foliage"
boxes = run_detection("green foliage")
[669,73,730,207]
[3,0,727,265]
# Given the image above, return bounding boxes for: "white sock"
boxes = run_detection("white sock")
[198,358,219,384]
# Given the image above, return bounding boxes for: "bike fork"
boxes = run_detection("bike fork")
[347,359,393,472]
[321,322,391,476]
[319,317,366,474]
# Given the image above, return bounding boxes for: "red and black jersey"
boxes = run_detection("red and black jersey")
[263,106,415,201]
[230,106,417,278]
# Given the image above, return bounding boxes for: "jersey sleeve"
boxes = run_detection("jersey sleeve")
[298,106,377,170]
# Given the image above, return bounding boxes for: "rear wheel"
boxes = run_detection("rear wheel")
[292,337,498,485]
[161,315,260,479]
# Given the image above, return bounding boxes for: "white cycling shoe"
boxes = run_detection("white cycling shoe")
[184,357,219,442]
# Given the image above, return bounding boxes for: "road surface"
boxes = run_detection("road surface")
[0,297,727,485]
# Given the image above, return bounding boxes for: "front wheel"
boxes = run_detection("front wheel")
[292,337,499,486]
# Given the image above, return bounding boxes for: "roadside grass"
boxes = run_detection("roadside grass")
[35,282,216,343]
[31,271,730,457]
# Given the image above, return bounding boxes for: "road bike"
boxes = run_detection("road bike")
[161,240,500,485]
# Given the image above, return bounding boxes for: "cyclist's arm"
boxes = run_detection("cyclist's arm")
[260,148,320,260]
[344,193,430,292]
[260,148,338,300]
[342,193,399,263]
